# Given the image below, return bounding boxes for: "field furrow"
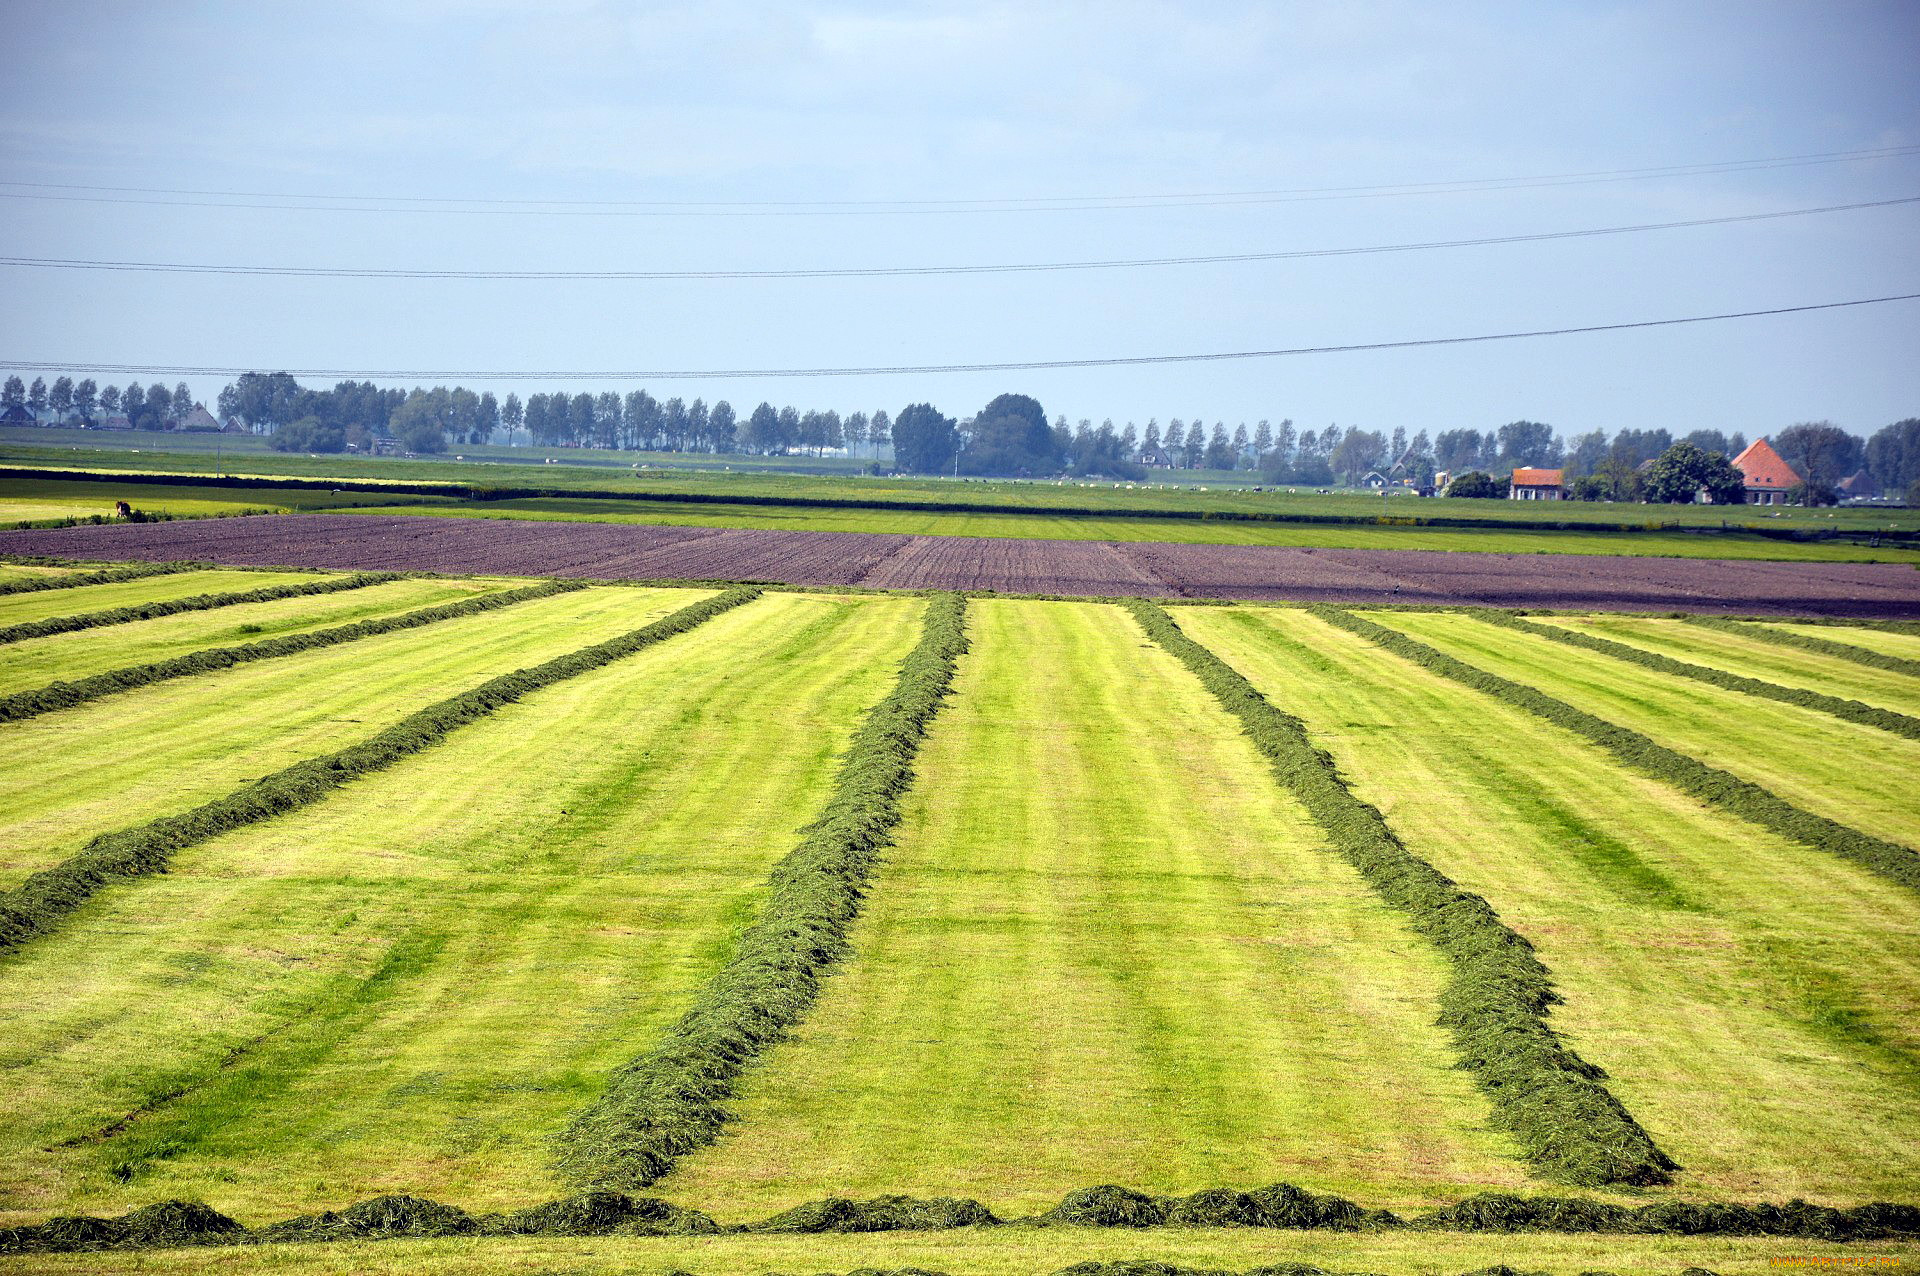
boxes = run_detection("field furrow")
[659,597,1528,1218]
[1368,610,1920,851]
[0,576,514,695]
[0,569,323,627]
[0,591,923,1222]
[1176,605,1920,1202]
[1533,614,1920,717]
[0,585,705,887]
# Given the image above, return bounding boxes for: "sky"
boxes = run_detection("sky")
[1,0,1916,441]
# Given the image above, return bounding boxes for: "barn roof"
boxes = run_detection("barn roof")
[1732,438,1800,490]
[1510,467,1564,487]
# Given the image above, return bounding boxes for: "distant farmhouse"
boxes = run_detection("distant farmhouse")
[1509,467,1564,500]
[1731,438,1800,505]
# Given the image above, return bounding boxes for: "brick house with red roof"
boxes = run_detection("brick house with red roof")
[1731,438,1800,505]
[1508,467,1564,500]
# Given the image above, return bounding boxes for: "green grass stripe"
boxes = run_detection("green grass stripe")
[1478,611,1920,741]
[0,578,585,724]
[1320,608,1920,897]
[0,560,201,597]
[0,587,758,958]
[552,593,968,1191]
[0,572,393,645]
[1685,616,1920,679]
[1124,600,1673,1188]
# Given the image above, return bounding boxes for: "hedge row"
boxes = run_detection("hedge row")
[1477,611,1920,741]
[1317,608,1920,896]
[1122,601,1673,1187]
[1682,616,1920,680]
[0,571,394,645]
[5,1183,1914,1254]
[0,586,757,956]
[0,560,201,597]
[0,578,585,725]
[552,592,970,1189]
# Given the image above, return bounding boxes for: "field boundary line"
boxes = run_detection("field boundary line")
[0,559,206,596]
[0,585,755,957]
[1318,608,1920,895]
[0,579,588,724]
[1681,615,1920,678]
[552,592,969,1189]
[1125,600,1675,1187]
[0,572,394,645]
[1479,611,1920,740]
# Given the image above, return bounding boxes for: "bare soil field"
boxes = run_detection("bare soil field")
[3,514,1918,615]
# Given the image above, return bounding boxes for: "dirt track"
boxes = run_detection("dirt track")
[3,514,1918,616]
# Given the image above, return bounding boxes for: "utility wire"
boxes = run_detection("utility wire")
[3,195,1911,282]
[12,293,1916,382]
[3,145,1915,217]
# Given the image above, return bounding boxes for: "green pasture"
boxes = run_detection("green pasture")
[1533,613,1920,716]
[663,598,1527,1218]
[1179,606,1920,1203]
[0,586,702,888]
[0,576,514,696]
[1762,621,1920,663]
[336,497,1920,562]
[1369,610,1920,852]
[0,476,448,525]
[0,592,921,1223]
[4,1226,1916,1276]
[0,569,325,628]
[0,563,77,583]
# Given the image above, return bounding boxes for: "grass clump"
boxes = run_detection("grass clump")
[1124,600,1675,1188]
[0,1200,244,1253]
[1479,611,1920,741]
[0,571,391,645]
[478,1191,720,1236]
[1040,1184,1395,1231]
[0,586,755,955]
[1320,608,1920,897]
[551,593,970,1189]
[0,559,200,597]
[0,577,584,723]
[748,1194,998,1233]
[1413,1193,1920,1241]
[1684,616,1920,678]
[255,1194,477,1243]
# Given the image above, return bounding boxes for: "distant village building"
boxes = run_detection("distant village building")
[1509,467,1565,500]
[1837,469,1880,500]
[177,405,222,431]
[1360,471,1388,489]
[0,403,32,427]
[1731,438,1800,505]
[104,412,132,430]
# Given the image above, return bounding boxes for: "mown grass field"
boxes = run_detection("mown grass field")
[0,562,1916,1275]
[0,476,449,525]
[0,568,328,627]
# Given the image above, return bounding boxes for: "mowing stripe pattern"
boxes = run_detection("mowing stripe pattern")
[1479,611,1920,740]
[0,586,755,956]
[0,578,585,724]
[552,592,970,1190]
[1124,601,1674,1188]
[0,572,392,645]
[0,560,200,597]
[1683,616,1920,679]
[1320,608,1920,895]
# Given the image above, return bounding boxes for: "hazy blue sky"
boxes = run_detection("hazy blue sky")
[2,1,1915,439]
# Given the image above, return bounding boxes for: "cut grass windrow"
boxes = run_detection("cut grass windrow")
[0,572,391,645]
[1477,611,1920,742]
[0,578,584,724]
[552,592,968,1191]
[1122,601,1673,1189]
[1321,608,1920,897]
[1683,615,1920,679]
[0,560,199,597]
[0,586,757,958]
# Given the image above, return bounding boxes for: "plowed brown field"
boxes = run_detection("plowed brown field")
[3,514,1917,615]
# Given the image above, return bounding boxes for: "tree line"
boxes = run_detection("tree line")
[4,370,1916,501]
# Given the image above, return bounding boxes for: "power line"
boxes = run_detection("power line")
[3,195,1911,282]
[12,293,1916,382]
[3,145,1915,218]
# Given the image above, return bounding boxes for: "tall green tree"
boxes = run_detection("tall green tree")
[1643,440,1744,504]
[891,402,960,473]
[1772,421,1862,489]
[49,376,73,420]
[710,400,737,452]
[73,378,97,424]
